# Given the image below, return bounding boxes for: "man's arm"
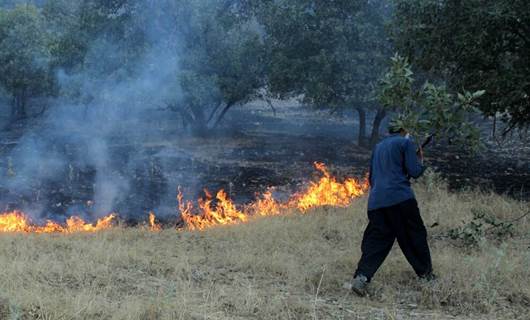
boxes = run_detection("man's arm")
[404,139,426,178]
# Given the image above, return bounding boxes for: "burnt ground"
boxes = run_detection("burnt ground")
[0,101,528,223]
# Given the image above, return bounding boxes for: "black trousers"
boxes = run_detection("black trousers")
[354,198,432,281]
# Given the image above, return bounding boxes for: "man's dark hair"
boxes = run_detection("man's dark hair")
[389,127,403,134]
[388,121,404,134]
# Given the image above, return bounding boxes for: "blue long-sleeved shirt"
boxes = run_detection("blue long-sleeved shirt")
[367,134,426,210]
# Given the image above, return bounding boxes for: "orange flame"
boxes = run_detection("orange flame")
[179,162,368,230]
[149,211,161,231]
[0,163,367,233]
[0,211,30,232]
[290,162,368,212]
[0,211,116,233]
[180,189,248,231]
[247,190,282,216]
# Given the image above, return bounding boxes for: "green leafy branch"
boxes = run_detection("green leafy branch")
[447,208,528,247]
[378,54,484,150]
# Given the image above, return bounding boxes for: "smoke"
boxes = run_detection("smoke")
[0,0,202,221]
[1,0,378,222]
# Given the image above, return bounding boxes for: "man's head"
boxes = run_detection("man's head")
[388,120,408,136]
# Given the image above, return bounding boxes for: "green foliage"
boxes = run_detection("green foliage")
[448,208,515,247]
[0,0,265,129]
[393,0,530,130]
[379,54,413,110]
[171,0,266,129]
[379,54,482,150]
[254,0,391,108]
[0,4,55,118]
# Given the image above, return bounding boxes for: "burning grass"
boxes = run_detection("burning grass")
[0,163,369,233]
[179,162,369,230]
[0,211,116,233]
[0,174,527,319]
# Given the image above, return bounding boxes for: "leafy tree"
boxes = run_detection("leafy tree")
[379,54,482,150]
[43,0,147,99]
[253,0,393,146]
[0,4,55,119]
[164,0,266,133]
[40,0,265,132]
[393,0,530,133]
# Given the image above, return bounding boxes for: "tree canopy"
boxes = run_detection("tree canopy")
[393,0,530,131]
[253,0,393,145]
[0,1,265,131]
[0,0,527,142]
[171,0,266,131]
[0,4,55,119]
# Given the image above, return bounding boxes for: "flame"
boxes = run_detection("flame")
[149,211,161,231]
[289,162,368,212]
[0,211,116,233]
[179,162,368,230]
[248,190,282,216]
[0,211,30,232]
[64,214,116,233]
[0,163,367,233]
[180,189,248,231]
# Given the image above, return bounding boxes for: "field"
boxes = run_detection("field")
[0,174,528,320]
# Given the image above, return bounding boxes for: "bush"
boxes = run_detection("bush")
[448,208,516,247]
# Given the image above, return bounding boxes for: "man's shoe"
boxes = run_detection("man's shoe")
[351,275,369,297]
[419,272,437,282]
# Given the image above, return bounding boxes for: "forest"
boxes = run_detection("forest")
[0,0,528,142]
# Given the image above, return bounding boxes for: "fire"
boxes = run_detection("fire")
[290,162,368,212]
[179,162,368,230]
[180,189,249,231]
[0,211,30,232]
[248,190,282,216]
[0,162,368,233]
[149,211,161,231]
[0,211,116,233]
[64,214,116,233]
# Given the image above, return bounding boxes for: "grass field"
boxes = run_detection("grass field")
[0,174,528,319]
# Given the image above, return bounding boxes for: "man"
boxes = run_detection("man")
[350,124,434,297]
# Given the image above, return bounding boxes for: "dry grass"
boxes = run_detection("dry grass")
[0,175,528,319]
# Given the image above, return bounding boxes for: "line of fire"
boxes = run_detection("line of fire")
[0,162,369,233]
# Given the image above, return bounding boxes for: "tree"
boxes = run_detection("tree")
[253,0,393,146]
[166,0,266,133]
[41,0,265,133]
[379,54,482,150]
[393,0,530,133]
[43,0,147,101]
[0,4,55,119]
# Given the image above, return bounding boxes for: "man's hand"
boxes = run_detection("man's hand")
[417,146,424,162]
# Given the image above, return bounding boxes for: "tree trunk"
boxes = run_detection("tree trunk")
[186,105,208,135]
[12,92,27,120]
[177,108,194,129]
[370,108,387,146]
[356,107,367,146]
[206,102,223,124]
[10,95,16,119]
[212,101,235,129]
[491,113,497,139]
